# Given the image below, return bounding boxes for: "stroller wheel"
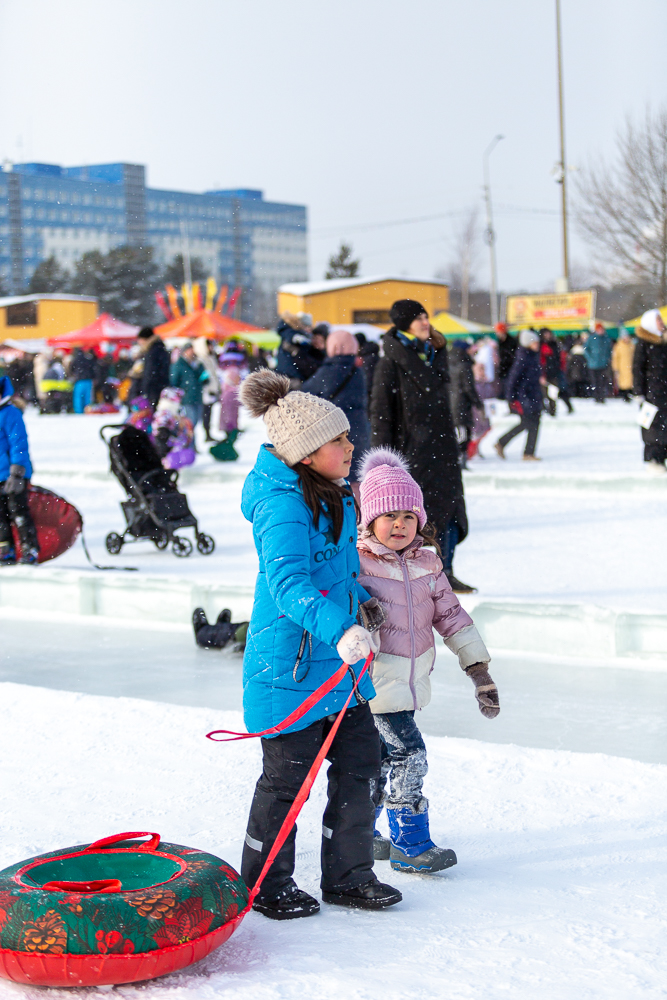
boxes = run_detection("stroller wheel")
[154,530,169,550]
[196,533,216,556]
[172,536,193,558]
[105,532,123,555]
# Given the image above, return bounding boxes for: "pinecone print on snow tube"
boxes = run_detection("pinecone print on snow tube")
[0,832,248,987]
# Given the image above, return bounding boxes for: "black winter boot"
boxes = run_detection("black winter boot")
[322,876,402,910]
[252,880,320,920]
[192,607,208,635]
[446,572,477,594]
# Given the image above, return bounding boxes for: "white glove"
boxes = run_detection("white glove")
[336,624,376,664]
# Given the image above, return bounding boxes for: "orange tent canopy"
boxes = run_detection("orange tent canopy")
[47,313,140,348]
[154,309,264,340]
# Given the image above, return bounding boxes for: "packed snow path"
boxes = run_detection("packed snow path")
[23,399,667,612]
[1,684,666,1000]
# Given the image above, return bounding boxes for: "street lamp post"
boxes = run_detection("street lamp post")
[483,134,504,327]
[555,0,570,292]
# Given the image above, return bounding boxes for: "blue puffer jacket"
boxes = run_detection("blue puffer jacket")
[584,333,612,371]
[241,444,374,735]
[505,347,543,415]
[302,355,370,481]
[0,377,32,481]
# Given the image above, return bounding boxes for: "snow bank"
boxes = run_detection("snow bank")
[1,683,666,999]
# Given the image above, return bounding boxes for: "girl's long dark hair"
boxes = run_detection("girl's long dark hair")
[294,463,355,544]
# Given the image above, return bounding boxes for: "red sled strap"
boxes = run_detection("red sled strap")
[245,654,372,907]
[206,660,353,742]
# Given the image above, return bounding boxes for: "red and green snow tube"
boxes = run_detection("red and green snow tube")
[0,832,248,987]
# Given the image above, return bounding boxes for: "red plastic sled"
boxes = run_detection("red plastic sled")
[11,485,82,563]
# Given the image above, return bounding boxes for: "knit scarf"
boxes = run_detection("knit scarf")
[396,330,435,366]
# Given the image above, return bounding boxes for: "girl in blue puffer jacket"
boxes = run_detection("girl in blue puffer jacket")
[238,370,402,921]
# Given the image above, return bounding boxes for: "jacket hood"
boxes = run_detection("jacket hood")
[0,376,14,407]
[636,325,667,346]
[241,443,301,522]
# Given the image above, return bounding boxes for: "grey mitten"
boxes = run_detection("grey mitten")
[3,464,26,494]
[357,596,387,634]
[466,663,500,718]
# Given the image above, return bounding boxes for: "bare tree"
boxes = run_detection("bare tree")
[437,207,481,318]
[575,107,667,302]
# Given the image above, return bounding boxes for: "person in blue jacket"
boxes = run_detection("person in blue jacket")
[495,330,546,461]
[0,376,39,564]
[301,327,370,483]
[584,323,613,404]
[237,369,402,920]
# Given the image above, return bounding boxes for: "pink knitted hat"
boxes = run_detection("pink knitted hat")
[358,448,426,529]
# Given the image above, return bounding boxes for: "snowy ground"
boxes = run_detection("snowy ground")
[23,398,667,612]
[1,684,666,1000]
[2,400,666,998]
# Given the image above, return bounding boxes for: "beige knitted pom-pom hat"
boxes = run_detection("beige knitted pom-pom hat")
[239,370,350,467]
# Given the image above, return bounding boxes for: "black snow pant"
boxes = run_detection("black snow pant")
[590,368,608,403]
[498,412,541,456]
[373,710,428,813]
[202,403,214,439]
[0,482,38,552]
[642,419,667,464]
[241,703,381,898]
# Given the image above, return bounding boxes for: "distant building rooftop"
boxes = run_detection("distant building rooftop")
[279,275,449,296]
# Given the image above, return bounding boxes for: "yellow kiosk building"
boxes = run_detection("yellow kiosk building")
[0,294,97,342]
[277,276,449,327]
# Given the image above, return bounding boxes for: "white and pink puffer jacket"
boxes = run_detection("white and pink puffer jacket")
[358,532,490,714]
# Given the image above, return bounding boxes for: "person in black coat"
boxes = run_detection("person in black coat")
[301,328,370,482]
[133,327,170,407]
[495,323,517,399]
[632,309,667,471]
[448,340,483,468]
[495,330,545,460]
[370,299,473,593]
[275,312,324,386]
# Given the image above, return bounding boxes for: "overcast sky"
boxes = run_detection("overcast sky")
[1,0,665,293]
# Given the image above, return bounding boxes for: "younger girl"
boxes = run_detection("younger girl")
[238,370,402,920]
[357,448,500,874]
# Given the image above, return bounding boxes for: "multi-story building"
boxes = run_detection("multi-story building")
[0,162,307,324]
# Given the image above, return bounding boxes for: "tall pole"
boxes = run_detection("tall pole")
[555,0,570,291]
[483,134,504,327]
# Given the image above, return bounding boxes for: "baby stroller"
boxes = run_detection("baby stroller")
[100,424,215,558]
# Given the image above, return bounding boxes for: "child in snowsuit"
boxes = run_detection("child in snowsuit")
[238,370,402,920]
[0,376,39,565]
[357,448,499,873]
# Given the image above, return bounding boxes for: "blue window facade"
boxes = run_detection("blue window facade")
[0,163,307,323]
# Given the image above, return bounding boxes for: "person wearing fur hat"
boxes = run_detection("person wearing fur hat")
[237,369,402,920]
[301,328,371,482]
[632,309,667,473]
[131,327,170,408]
[357,447,497,873]
[370,299,474,593]
[495,330,546,461]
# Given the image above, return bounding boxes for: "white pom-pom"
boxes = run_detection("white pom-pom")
[358,447,410,481]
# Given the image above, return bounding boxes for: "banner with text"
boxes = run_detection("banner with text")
[505,290,596,327]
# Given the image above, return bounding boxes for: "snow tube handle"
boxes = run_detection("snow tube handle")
[85,832,160,852]
[42,879,123,893]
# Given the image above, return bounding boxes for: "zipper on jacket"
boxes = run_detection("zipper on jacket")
[398,552,418,710]
[293,629,312,682]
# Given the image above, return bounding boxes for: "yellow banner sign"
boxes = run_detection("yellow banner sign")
[505,291,595,327]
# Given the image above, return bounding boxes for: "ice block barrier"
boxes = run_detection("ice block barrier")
[472,601,667,662]
[1,568,666,662]
[0,566,255,626]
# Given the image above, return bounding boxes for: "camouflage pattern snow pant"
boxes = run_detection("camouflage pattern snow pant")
[373,710,428,815]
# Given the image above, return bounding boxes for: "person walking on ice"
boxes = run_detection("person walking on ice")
[495,329,546,461]
[356,448,499,873]
[238,370,402,920]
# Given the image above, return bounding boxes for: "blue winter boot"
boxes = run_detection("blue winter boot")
[373,806,390,861]
[386,806,457,874]
[0,542,16,566]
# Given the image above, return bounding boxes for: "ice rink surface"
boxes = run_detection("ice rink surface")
[2,397,667,999]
